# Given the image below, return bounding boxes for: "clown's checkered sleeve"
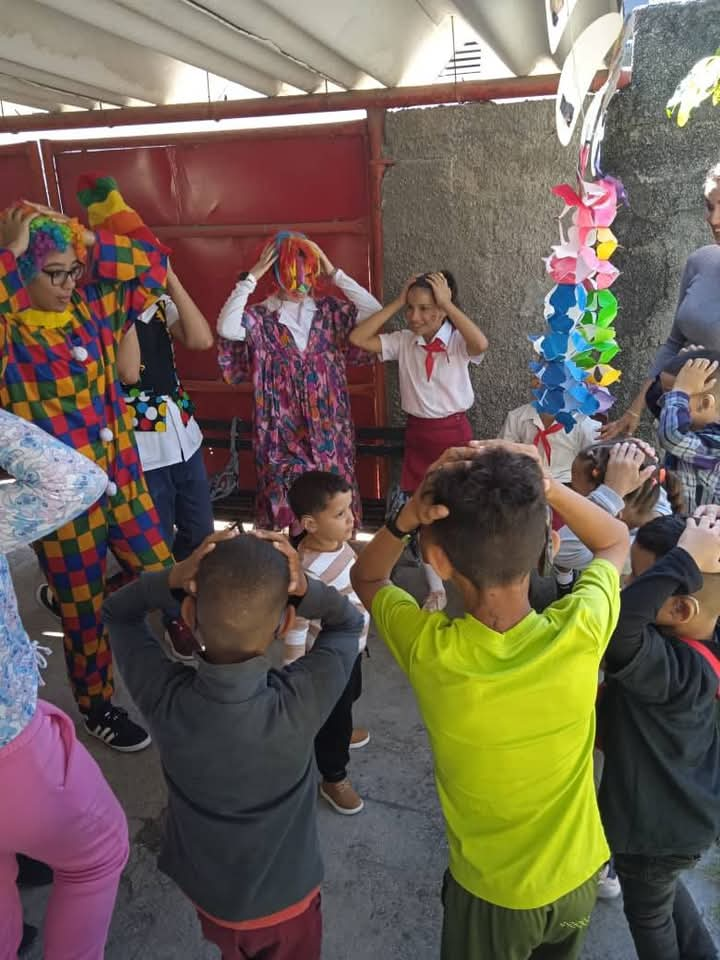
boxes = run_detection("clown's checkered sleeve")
[83,228,167,335]
[0,249,31,316]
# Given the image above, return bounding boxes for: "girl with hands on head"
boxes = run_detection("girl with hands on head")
[555,439,676,580]
[349,270,489,612]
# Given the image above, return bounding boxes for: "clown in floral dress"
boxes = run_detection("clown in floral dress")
[217,234,380,529]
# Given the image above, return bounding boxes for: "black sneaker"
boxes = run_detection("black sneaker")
[84,705,151,753]
[19,923,38,957]
[36,583,61,621]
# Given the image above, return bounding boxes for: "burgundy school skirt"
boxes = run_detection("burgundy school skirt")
[401,412,473,493]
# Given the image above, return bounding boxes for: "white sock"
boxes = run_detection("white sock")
[424,563,445,595]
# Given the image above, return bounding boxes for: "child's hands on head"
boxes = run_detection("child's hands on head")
[403,439,549,529]
[251,529,308,597]
[426,272,453,311]
[694,504,720,524]
[397,273,419,304]
[673,358,719,397]
[678,516,720,574]
[168,528,239,596]
[604,441,658,498]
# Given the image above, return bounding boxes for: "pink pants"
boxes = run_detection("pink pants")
[0,700,129,960]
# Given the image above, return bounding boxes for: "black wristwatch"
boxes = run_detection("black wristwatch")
[385,504,418,540]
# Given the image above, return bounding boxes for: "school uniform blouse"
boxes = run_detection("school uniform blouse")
[500,403,600,484]
[650,245,720,377]
[0,410,106,746]
[379,320,484,419]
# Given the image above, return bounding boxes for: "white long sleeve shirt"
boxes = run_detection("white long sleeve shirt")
[217,270,381,352]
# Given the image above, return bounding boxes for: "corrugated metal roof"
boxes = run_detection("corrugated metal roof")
[0,0,628,118]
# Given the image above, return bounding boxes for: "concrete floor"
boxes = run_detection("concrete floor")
[10,543,720,960]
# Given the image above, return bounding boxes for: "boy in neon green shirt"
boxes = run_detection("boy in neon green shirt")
[351,439,629,960]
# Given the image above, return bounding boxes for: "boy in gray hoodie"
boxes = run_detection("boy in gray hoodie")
[103,529,363,960]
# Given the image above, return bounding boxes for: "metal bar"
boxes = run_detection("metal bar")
[184,379,379,397]
[40,140,62,209]
[40,119,368,152]
[0,70,630,134]
[151,219,369,239]
[366,106,392,500]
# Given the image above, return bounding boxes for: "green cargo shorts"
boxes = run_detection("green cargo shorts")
[440,869,598,960]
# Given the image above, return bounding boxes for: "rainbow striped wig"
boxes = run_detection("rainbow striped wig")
[272,231,320,296]
[12,206,87,285]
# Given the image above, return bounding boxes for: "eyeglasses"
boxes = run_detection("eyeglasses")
[41,264,84,287]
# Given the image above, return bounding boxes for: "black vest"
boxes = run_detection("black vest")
[134,301,177,396]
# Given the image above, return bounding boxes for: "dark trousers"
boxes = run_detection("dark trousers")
[440,869,597,960]
[315,654,362,783]
[145,448,214,623]
[614,853,718,960]
[144,447,214,562]
[197,893,321,960]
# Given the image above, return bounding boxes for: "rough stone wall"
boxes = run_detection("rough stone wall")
[602,0,720,417]
[380,0,720,437]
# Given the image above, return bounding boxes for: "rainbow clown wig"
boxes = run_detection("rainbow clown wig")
[272,231,320,296]
[12,205,87,285]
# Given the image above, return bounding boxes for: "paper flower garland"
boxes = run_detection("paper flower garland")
[666,48,720,127]
[530,176,623,431]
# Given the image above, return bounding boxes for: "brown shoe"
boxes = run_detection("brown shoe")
[350,728,370,750]
[319,778,364,815]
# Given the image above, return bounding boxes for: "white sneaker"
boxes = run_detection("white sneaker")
[422,589,447,612]
[597,862,621,899]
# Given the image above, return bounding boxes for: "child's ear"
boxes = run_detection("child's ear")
[424,539,453,581]
[181,595,197,632]
[549,529,561,561]
[276,605,296,640]
[701,393,716,414]
[302,514,317,533]
[665,594,700,626]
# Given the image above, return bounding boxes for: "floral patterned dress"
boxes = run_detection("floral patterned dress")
[0,409,107,746]
[218,296,368,529]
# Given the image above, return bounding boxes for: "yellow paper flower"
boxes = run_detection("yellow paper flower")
[596,228,617,261]
[587,364,622,387]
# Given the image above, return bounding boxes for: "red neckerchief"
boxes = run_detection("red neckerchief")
[421,338,447,380]
[533,421,564,462]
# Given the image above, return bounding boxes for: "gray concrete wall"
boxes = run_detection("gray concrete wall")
[380,0,720,437]
[603,0,720,417]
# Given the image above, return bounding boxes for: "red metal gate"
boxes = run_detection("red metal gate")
[40,121,385,502]
[0,141,47,209]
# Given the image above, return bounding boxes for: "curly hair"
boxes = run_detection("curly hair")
[272,231,320,295]
[13,208,86,285]
[423,449,548,589]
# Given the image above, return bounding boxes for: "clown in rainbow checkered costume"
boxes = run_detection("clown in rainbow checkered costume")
[0,176,174,752]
